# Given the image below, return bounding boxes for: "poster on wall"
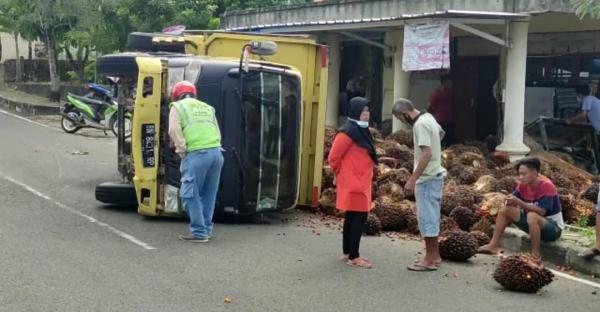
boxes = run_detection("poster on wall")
[402,20,450,71]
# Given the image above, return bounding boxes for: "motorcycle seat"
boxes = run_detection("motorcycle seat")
[68,93,110,107]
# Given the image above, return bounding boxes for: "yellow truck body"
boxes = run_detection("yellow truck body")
[169,32,329,208]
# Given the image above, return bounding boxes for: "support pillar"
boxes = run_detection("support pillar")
[324,34,341,127]
[496,20,530,160]
[390,29,411,132]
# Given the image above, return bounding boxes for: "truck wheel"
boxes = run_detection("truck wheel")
[95,182,137,208]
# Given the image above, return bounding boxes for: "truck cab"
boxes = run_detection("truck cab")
[96,32,327,217]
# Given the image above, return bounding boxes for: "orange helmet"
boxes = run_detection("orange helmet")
[170,81,197,101]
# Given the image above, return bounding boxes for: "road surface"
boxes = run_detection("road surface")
[0,111,598,312]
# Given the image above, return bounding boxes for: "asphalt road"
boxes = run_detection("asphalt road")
[1,111,599,312]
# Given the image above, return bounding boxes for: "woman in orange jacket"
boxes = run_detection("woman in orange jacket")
[328,97,378,268]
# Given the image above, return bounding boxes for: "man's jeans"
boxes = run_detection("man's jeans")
[415,175,444,237]
[180,148,224,238]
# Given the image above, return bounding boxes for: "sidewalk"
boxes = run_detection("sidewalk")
[502,227,600,277]
[0,87,60,116]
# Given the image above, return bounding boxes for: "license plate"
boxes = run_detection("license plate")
[141,124,155,168]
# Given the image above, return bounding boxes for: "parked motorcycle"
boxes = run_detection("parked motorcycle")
[60,93,132,137]
[84,77,119,102]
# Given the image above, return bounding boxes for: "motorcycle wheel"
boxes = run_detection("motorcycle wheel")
[60,112,80,133]
[110,115,132,138]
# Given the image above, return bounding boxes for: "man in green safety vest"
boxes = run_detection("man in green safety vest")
[168,81,224,243]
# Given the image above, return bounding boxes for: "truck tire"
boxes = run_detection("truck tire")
[128,32,185,53]
[96,55,139,77]
[95,182,137,208]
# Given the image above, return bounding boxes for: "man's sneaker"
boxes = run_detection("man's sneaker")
[178,235,209,243]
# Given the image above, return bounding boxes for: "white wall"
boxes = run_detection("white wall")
[0,33,41,62]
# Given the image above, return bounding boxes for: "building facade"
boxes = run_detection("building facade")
[221,0,600,160]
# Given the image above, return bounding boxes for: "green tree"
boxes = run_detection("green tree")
[0,0,30,82]
[18,0,98,100]
[574,0,600,19]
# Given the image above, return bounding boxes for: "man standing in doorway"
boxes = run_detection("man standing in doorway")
[168,81,224,243]
[393,98,446,271]
[428,74,454,147]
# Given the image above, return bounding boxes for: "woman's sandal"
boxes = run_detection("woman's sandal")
[579,248,600,260]
[346,257,372,269]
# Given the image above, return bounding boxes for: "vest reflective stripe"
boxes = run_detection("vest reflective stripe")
[172,98,221,152]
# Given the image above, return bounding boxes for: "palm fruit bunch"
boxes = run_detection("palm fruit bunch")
[581,182,599,203]
[371,197,407,231]
[378,157,399,168]
[469,230,491,247]
[364,214,382,236]
[494,176,518,193]
[374,163,393,181]
[369,127,383,140]
[318,188,342,217]
[405,213,420,235]
[323,126,336,159]
[493,254,554,293]
[321,165,335,190]
[440,216,461,234]
[442,145,484,168]
[473,175,499,193]
[438,230,479,262]
[441,185,482,216]
[377,167,412,187]
[375,182,404,202]
[478,192,507,221]
[449,165,487,185]
[387,129,413,148]
[449,206,479,231]
[563,198,595,223]
[548,171,577,192]
[470,218,494,238]
[487,151,511,168]
[464,140,489,155]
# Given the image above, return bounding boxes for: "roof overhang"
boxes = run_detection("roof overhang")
[224,10,530,33]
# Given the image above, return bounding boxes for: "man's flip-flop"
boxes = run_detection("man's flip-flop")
[477,248,499,255]
[407,263,438,272]
[579,248,600,260]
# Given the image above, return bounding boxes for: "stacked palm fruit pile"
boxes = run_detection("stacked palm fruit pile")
[320,126,597,238]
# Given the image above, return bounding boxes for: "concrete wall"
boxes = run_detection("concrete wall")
[222,0,574,30]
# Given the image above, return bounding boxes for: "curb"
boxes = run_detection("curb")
[502,227,600,276]
[0,93,60,116]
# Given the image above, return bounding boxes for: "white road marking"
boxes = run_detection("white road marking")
[0,108,115,146]
[0,108,60,131]
[2,175,156,250]
[550,269,600,289]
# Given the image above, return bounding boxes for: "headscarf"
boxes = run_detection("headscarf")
[338,97,378,163]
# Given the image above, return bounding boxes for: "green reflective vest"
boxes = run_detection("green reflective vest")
[171,97,221,152]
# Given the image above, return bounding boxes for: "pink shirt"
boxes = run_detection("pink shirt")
[428,87,453,123]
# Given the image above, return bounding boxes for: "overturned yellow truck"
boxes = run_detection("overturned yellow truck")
[95,31,328,217]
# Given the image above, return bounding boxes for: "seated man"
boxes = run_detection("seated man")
[478,157,564,259]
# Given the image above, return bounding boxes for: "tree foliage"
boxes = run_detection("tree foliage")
[574,0,600,19]
[0,0,309,89]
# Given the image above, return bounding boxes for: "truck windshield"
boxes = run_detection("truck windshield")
[241,70,301,211]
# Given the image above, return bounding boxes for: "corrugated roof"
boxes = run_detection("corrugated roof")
[224,10,529,32]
